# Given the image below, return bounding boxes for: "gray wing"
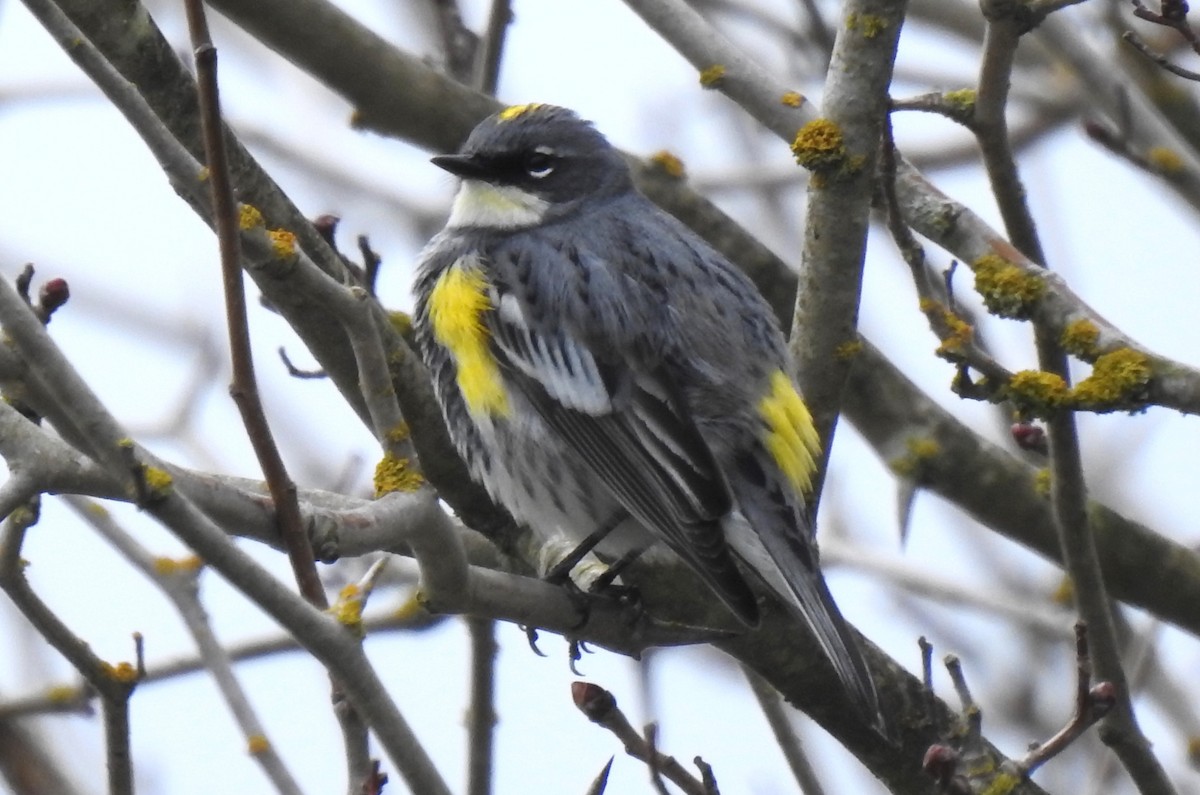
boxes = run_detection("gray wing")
[487,288,760,626]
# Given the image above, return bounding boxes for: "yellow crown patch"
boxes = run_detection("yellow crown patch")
[498,103,545,122]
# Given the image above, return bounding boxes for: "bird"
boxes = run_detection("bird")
[412,103,883,729]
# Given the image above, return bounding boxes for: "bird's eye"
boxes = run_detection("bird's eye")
[524,150,556,179]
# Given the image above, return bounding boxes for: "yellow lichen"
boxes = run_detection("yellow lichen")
[1033,468,1052,497]
[1051,575,1074,606]
[699,64,726,88]
[393,591,426,622]
[247,735,271,755]
[153,555,203,576]
[385,421,411,445]
[100,661,139,683]
[268,229,298,259]
[198,166,210,182]
[1007,370,1069,414]
[920,298,973,357]
[1187,735,1200,767]
[972,254,1044,319]
[1147,146,1184,174]
[649,150,686,179]
[834,340,863,360]
[46,684,80,704]
[142,466,173,498]
[330,583,364,633]
[374,451,425,496]
[943,88,977,113]
[238,204,265,230]
[1072,348,1151,410]
[780,91,805,108]
[847,12,888,38]
[791,118,846,173]
[1060,318,1100,359]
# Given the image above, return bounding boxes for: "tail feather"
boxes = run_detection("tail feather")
[724,480,886,735]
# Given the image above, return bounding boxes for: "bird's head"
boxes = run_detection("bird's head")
[433,104,633,229]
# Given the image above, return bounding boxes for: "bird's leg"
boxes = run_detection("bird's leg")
[588,546,646,620]
[588,546,644,593]
[544,510,627,585]
[541,511,629,631]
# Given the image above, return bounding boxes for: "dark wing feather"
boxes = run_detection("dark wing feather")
[488,290,758,625]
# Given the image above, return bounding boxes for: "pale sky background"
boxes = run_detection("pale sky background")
[1,0,1199,793]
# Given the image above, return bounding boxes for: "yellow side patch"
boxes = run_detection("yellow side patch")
[498,103,544,122]
[758,371,820,495]
[427,265,510,417]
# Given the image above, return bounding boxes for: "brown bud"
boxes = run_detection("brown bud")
[571,681,615,721]
[39,278,70,316]
[1011,422,1047,454]
[1090,681,1117,713]
[922,744,959,783]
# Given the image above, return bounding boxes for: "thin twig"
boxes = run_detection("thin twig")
[975,11,1176,793]
[571,682,711,795]
[466,617,498,795]
[742,665,826,795]
[1122,30,1200,81]
[0,502,138,794]
[476,0,512,95]
[182,0,325,611]
[65,494,304,794]
[1015,621,1116,776]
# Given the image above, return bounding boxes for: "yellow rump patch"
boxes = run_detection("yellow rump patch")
[427,265,510,417]
[498,103,544,122]
[758,370,821,495]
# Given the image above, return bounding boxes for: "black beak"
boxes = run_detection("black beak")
[431,153,492,180]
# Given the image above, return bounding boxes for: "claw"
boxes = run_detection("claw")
[568,639,590,675]
[522,625,548,657]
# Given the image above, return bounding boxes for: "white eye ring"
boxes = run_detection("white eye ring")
[526,147,556,179]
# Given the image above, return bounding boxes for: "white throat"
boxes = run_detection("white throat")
[446,180,550,229]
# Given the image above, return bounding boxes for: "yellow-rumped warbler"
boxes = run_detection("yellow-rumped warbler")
[412,103,882,728]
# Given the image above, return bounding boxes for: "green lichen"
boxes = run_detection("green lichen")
[846,12,888,38]
[889,437,940,477]
[1033,468,1052,497]
[388,311,413,338]
[944,88,977,113]
[1072,348,1151,410]
[834,340,863,360]
[1060,318,1100,359]
[699,64,726,88]
[1006,370,1069,415]
[980,771,1021,795]
[385,421,411,445]
[972,254,1045,319]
